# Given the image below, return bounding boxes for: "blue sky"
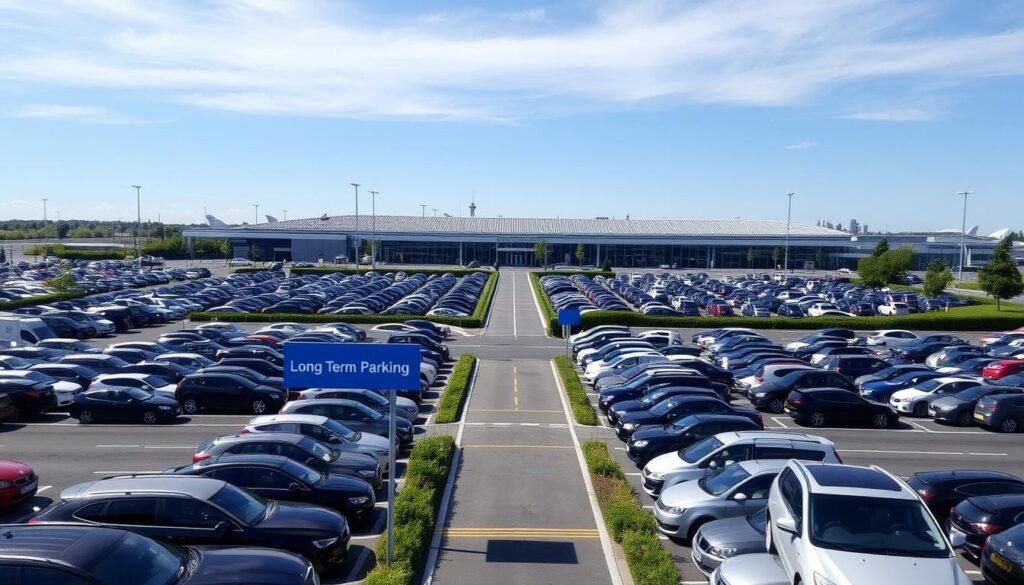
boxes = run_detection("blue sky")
[1,0,1022,232]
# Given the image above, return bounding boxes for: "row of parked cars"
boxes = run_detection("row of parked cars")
[1,257,204,299]
[0,319,449,424]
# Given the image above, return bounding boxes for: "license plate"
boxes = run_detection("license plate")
[20,481,36,495]
[974,412,985,421]
[990,551,1013,572]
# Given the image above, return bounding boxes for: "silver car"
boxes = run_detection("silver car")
[654,460,786,542]
[709,553,788,585]
[295,388,419,421]
[691,508,767,575]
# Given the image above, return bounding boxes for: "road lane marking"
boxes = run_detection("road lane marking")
[550,359,625,585]
[511,271,517,338]
[771,417,790,428]
[526,269,550,335]
[907,420,934,433]
[461,444,574,449]
[472,408,561,413]
[513,366,519,411]
[443,528,600,539]
[95,444,139,448]
[37,485,51,494]
[839,449,1007,456]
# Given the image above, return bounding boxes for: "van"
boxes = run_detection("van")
[0,315,57,345]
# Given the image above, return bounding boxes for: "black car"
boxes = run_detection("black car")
[598,371,716,410]
[167,454,376,521]
[625,413,762,464]
[215,346,284,365]
[176,372,286,415]
[70,387,180,425]
[27,363,99,390]
[615,396,761,440]
[33,476,350,572]
[0,379,58,419]
[908,470,1024,524]
[982,523,1024,585]
[58,354,131,376]
[949,494,1024,560]
[929,386,1024,427]
[889,340,954,363]
[818,355,890,379]
[119,361,193,383]
[975,393,1024,433]
[853,363,934,387]
[606,385,720,425]
[0,524,317,585]
[38,314,95,339]
[748,369,856,414]
[217,357,284,377]
[784,388,898,429]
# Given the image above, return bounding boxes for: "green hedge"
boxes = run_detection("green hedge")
[364,435,456,585]
[553,355,597,426]
[190,271,498,329]
[433,355,477,424]
[23,244,127,260]
[581,441,679,585]
[291,266,493,276]
[0,290,87,311]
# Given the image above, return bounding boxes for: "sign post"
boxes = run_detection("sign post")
[282,342,421,566]
[557,309,581,377]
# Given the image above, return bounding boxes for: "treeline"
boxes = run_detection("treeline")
[25,237,230,260]
[0,219,206,240]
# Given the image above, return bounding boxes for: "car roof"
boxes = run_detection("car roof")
[0,524,127,566]
[737,459,789,474]
[969,493,1024,511]
[282,398,362,408]
[676,413,756,426]
[94,373,154,382]
[250,413,330,426]
[795,462,911,498]
[718,431,834,447]
[213,432,306,445]
[61,476,225,500]
[199,454,290,469]
[913,469,1023,485]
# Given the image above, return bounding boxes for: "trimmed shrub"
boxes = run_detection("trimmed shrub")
[622,531,680,585]
[0,291,87,311]
[553,355,597,425]
[364,563,414,585]
[292,266,491,276]
[434,355,476,424]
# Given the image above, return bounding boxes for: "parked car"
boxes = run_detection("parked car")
[981,522,1024,584]
[243,413,392,461]
[690,508,769,575]
[983,360,1024,381]
[748,369,857,414]
[0,378,58,419]
[278,399,414,447]
[175,372,287,415]
[975,392,1024,433]
[929,386,1024,427]
[0,458,37,510]
[948,494,1024,560]
[295,388,419,421]
[908,469,1024,524]
[889,377,982,417]
[625,413,763,465]
[69,387,180,425]
[785,387,899,428]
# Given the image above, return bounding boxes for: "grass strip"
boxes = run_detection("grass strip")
[433,355,476,424]
[581,441,680,585]
[553,355,597,426]
[364,435,457,585]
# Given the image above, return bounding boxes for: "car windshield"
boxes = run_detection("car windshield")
[323,418,358,441]
[209,484,267,524]
[699,463,751,496]
[747,507,767,534]
[649,399,677,416]
[808,494,948,558]
[126,387,152,400]
[641,390,668,406]
[300,436,334,460]
[679,437,723,463]
[282,458,323,485]
[356,404,384,420]
[88,532,183,585]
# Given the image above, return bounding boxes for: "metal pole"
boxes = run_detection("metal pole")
[132,186,142,256]
[369,191,378,270]
[784,192,795,272]
[254,203,260,225]
[351,183,360,264]
[421,204,426,217]
[283,210,288,220]
[42,198,48,245]
[386,389,396,565]
[956,191,973,284]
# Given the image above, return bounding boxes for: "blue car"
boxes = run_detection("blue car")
[858,370,945,402]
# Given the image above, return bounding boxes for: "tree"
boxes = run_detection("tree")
[533,240,550,267]
[872,239,889,257]
[771,247,782,268]
[746,247,755,268]
[601,257,611,272]
[363,239,373,258]
[978,236,1024,311]
[857,245,917,289]
[45,266,78,293]
[574,243,586,267]
[922,258,953,298]
[815,248,826,270]
[57,222,69,239]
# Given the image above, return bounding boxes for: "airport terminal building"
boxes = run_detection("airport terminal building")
[182,215,1000,270]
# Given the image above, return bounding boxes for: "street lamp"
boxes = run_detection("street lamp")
[420,204,427,217]
[351,183,360,264]
[956,191,974,284]
[784,192,796,272]
[253,203,260,225]
[41,198,48,244]
[132,186,142,255]
[282,210,288,221]
[368,190,378,270]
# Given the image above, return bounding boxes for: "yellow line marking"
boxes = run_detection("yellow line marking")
[513,366,519,411]
[461,444,573,449]
[471,409,562,413]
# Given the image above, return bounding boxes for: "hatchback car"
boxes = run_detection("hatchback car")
[981,522,1024,585]
[626,414,763,465]
[975,392,1024,433]
[948,494,1024,560]
[0,458,37,510]
[908,469,1024,525]
[929,386,1024,427]
[785,387,898,428]
[690,508,768,575]
[176,372,286,415]
[295,389,419,421]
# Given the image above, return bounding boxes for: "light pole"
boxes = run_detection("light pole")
[432,208,438,217]
[784,192,796,272]
[253,203,260,225]
[282,210,288,221]
[132,186,142,256]
[420,204,427,217]
[368,190,378,270]
[956,191,974,284]
[41,198,48,244]
[351,183,360,264]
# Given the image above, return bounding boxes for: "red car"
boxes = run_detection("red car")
[707,303,734,317]
[982,360,1024,380]
[0,459,38,509]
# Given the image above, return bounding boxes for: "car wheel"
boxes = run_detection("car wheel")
[809,411,826,427]
[768,398,784,414]
[872,413,891,429]
[912,402,928,417]
[687,518,710,545]
[251,399,268,415]
[1000,417,1019,433]
[79,410,94,424]
[765,516,776,554]
[956,411,973,427]
[141,411,158,425]
[182,398,200,415]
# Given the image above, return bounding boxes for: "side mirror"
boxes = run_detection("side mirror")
[305,457,319,466]
[707,460,719,469]
[732,492,748,501]
[287,482,302,494]
[213,521,231,536]
[776,515,799,535]
[328,435,341,444]
[949,531,966,549]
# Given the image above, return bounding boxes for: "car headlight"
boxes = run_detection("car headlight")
[348,496,371,505]
[622,423,636,430]
[631,440,648,448]
[708,545,737,558]
[663,505,685,515]
[159,405,173,410]
[813,573,838,585]
[358,470,377,478]
[645,470,665,480]
[312,537,340,550]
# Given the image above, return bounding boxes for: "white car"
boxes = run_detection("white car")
[767,461,970,585]
[877,302,911,315]
[888,377,982,417]
[837,268,853,274]
[89,373,179,398]
[227,258,254,266]
[806,302,840,317]
[865,329,919,347]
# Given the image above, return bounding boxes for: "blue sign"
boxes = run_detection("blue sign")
[557,308,581,326]
[283,342,421,390]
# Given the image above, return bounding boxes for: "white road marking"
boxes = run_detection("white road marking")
[95,444,139,448]
[511,271,518,338]
[144,445,197,449]
[93,471,160,474]
[37,485,51,494]
[624,472,642,477]
[907,420,934,433]
[526,270,551,335]
[839,449,1007,456]
[771,417,790,428]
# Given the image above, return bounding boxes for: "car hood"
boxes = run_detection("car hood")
[259,500,346,533]
[323,473,375,496]
[659,477,716,507]
[609,399,647,415]
[629,426,677,442]
[929,396,968,410]
[891,389,928,400]
[811,549,967,585]
[619,411,660,426]
[0,459,33,479]
[188,546,310,585]
[698,515,764,552]
[52,380,81,393]
[644,451,690,475]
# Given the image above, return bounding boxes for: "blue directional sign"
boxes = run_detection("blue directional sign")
[283,342,421,390]
[557,308,581,326]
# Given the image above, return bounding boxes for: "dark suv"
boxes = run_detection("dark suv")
[748,369,856,413]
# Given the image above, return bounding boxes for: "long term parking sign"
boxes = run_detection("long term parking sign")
[283,342,421,390]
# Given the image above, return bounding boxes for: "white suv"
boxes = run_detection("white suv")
[766,461,970,585]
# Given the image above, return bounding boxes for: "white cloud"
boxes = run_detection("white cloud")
[784,140,815,150]
[0,0,1022,120]
[841,108,937,121]
[15,104,161,124]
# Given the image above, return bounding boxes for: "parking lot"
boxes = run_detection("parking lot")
[1,266,1022,584]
